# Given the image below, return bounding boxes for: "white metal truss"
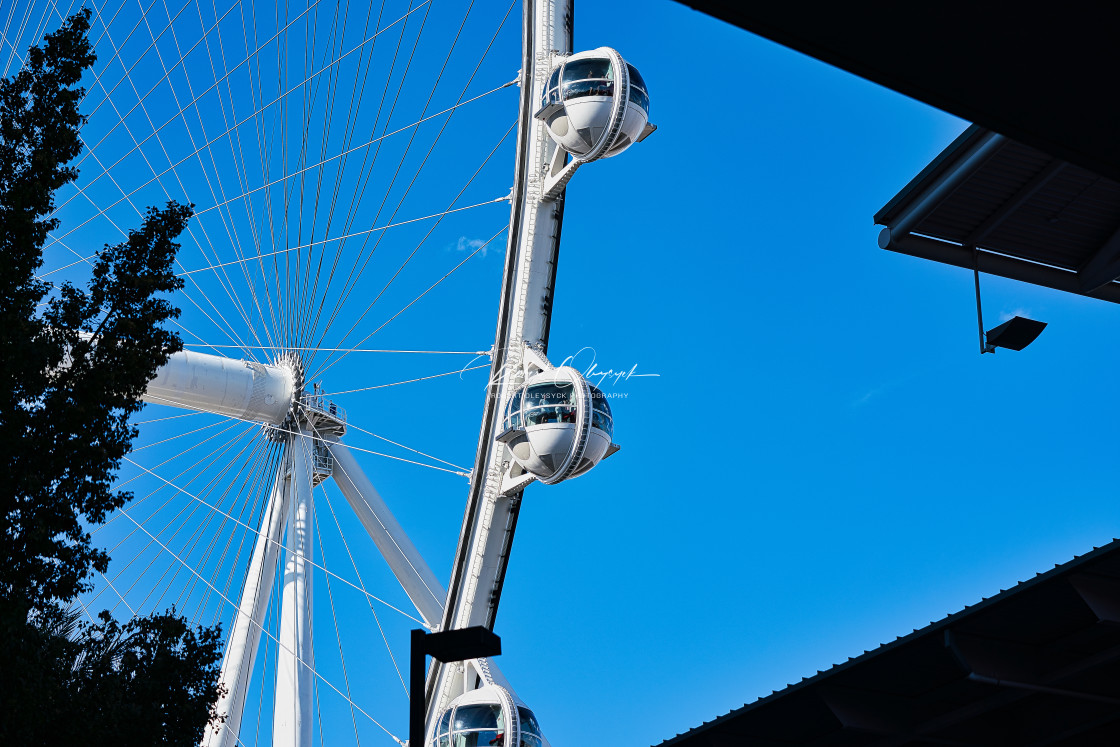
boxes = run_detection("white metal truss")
[426,0,573,734]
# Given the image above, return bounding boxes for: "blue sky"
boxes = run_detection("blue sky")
[20,0,1120,745]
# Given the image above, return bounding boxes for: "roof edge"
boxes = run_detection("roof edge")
[654,537,1120,747]
[873,124,989,226]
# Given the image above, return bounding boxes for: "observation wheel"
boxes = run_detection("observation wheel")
[10,0,652,743]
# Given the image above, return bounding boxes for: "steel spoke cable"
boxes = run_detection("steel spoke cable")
[174,433,278,618]
[117,431,258,620]
[39,69,509,264]
[309,111,516,373]
[287,0,336,344]
[69,104,263,360]
[2,0,39,74]
[310,222,507,380]
[133,410,206,425]
[155,0,264,325]
[312,487,370,743]
[266,420,472,478]
[94,416,251,539]
[0,1,24,73]
[187,344,490,355]
[310,0,515,356]
[88,422,255,607]
[95,568,139,616]
[207,439,283,610]
[70,0,323,172]
[315,478,408,700]
[112,502,407,745]
[195,0,284,350]
[309,416,446,642]
[32,133,249,358]
[297,0,423,347]
[137,0,278,353]
[127,417,231,452]
[87,0,131,51]
[321,364,488,398]
[240,0,286,348]
[121,2,274,356]
[195,81,514,219]
[174,195,507,277]
[121,453,428,622]
[299,0,387,333]
[110,413,251,503]
[81,0,192,115]
[288,0,402,348]
[301,0,447,349]
[48,130,260,355]
[342,419,469,473]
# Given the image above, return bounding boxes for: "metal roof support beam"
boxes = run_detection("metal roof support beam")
[879,233,1120,305]
[817,688,911,735]
[965,159,1066,245]
[1077,223,1120,293]
[1068,574,1120,624]
[880,132,1005,241]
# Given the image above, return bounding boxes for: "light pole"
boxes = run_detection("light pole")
[410,626,502,747]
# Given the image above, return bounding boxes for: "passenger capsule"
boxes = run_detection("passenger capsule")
[534,47,651,162]
[498,365,615,485]
[430,684,547,747]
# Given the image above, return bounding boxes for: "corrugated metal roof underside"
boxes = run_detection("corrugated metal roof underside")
[655,540,1120,746]
[911,141,1120,271]
[874,127,1120,302]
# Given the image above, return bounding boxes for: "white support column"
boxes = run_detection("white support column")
[201,455,290,747]
[274,431,315,747]
[327,439,446,628]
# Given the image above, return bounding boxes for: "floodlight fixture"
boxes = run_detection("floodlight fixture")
[973,257,1047,354]
[984,316,1047,352]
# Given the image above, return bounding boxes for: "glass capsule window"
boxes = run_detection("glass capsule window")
[524,382,575,408]
[542,67,561,108]
[503,390,524,431]
[588,385,613,437]
[452,704,504,747]
[562,58,614,101]
[563,58,611,83]
[627,85,649,112]
[518,707,542,747]
[523,406,577,426]
[627,63,647,93]
[625,64,649,113]
[433,708,453,747]
[522,382,577,427]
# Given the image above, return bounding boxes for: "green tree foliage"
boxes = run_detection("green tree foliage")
[0,10,224,745]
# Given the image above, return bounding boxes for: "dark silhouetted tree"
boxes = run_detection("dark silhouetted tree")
[0,10,223,745]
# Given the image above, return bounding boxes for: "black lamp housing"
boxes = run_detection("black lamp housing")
[985,316,1047,351]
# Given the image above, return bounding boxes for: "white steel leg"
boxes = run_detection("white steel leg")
[274,432,315,747]
[201,455,290,747]
[327,439,446,628]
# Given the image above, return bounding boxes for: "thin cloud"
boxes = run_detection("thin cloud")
[455,235,490,258]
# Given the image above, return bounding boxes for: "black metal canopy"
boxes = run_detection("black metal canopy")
[655,540,1120,746]
[874,125,1120,304]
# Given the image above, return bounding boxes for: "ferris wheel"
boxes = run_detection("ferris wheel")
[13,0,653,744]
